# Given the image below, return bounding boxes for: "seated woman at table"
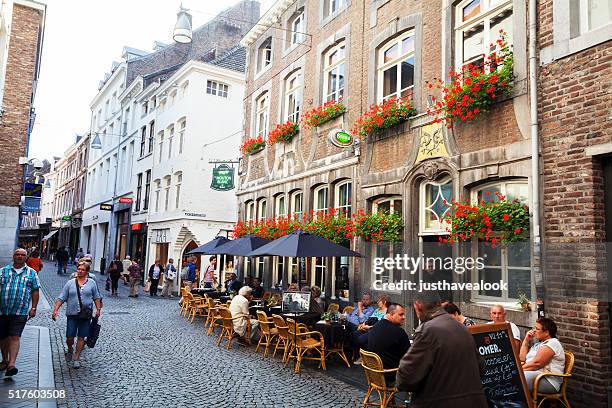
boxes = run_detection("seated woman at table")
[310,286,325,314]
[520,317,566,394]
[229,286,260,344]
[250,278,264,298]
[287,283,299,292]
[353,295,390,349]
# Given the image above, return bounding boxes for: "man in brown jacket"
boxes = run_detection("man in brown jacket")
[396,292,487,408]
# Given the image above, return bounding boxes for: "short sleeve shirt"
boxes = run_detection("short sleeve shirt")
[56,278,102,316]
[526,338,565,390]
[0,264,40,315]
[487,320,521,341]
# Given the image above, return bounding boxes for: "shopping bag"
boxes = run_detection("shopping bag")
[86,317,101,348]
[144,280,151,292]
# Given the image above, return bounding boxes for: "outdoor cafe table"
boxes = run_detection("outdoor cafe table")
[249,305,282,317]
[313,322,349,347]
[280,312,321,327]
[190,289,226,299]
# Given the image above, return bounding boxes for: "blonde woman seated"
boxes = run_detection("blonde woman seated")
[229,286,259,344]
[520,317,565,394]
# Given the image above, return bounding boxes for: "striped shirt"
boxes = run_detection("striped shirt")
[0,263,40,315]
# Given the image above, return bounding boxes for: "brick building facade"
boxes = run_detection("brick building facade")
[0,0,45,265]
[238,0,611,406]
[538,0,612,405]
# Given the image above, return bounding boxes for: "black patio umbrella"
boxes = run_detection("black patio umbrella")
[187,236,231,255]
[248,230,361,258]
[208,234,271,256]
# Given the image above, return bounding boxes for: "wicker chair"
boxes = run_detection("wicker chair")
[532,351,574,408]
[216,307,250,350]
[188,294,209,323]
[327,303,340,313]
[179,287,190,317]
[359,349,399,408]
[342,305,355,315]
[205,297,222,335]
[272,314,292,363]
[255,310,278,358]
[286,318,326,374]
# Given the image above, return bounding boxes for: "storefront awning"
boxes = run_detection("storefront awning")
[42,230,58,241]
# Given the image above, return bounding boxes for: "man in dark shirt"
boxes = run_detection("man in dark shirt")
[366,303,411,383]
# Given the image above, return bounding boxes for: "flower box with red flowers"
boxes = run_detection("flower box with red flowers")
[428,31,514,128]
[301,100,347,129]
[439,191,530,246]
[267,121,299,145]
[351,97,416,138]
[240,136,266,156]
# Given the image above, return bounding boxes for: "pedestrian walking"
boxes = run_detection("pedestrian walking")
[396,292,487,408]
[182,257,196,289]
[75,248,84,265]
[108,257,123,296]
[202,256,217,289]
[121,255,131,285]
[26,249,43,273]
[56,246,69,275]
[0,248,40,377]
[161,258,176,298]
[128,259,143,297]
[147,260,164,297]
[52,262,102,369]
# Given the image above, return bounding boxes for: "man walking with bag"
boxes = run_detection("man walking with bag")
[0,248,40,377]
[161,258,176,298]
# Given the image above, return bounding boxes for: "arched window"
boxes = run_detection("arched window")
[164,176,172,211]
[154,179,161,212]
[471,179,530,302]
[245,201,255,222]
[372,197,403,285]
[284,71,302,123]
[377,31,415,102]
[313,185,329,215]
[255,92,269,138]
[419,177,453,234]
[257,37,272,72]
[290,191,303,219]
[174,172,182,209]
[257,199,267,221]
[323,41,346,102]
[275,194,286,217]
[334,180,352,218]
[288,9,305,46]
[157,131,164,163]
[178,118,186,154]
[167,125,175,159]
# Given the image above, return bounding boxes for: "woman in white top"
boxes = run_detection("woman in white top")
[520,317,566,393]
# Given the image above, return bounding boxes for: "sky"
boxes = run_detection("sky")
[28,0,275,162]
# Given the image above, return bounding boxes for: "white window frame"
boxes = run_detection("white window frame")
[372,197,403,285]
[284,71,302,123]
[255,93,270,138]
[466,180,531,303]
[167,126,174,159]
[312,257,327,290]
[334,181,352,218]
[419,177,453,235]
[291,191,303,219]
[275,194,287,217]
[257,38,272,73]
[206,80,229,98]
[289,10,305,46]
[454,0,513,73]
[158,131,164,163]
[314,186,329,215]
[154,180,161,212]
[323,41,346,102]
[178,119,186,154]
[174,172,182,209]
[164,176,171,212]
[579,0,612,34]
[257,199,267,221]
[377,30,416,102]
[325,0,347,17]
[246,201,256,222]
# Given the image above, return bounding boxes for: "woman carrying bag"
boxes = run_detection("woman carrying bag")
[52,262,102,369]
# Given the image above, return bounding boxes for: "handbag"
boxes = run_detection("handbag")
[75,279,93,320]
[144,280,151,292]
[86,317,101,348]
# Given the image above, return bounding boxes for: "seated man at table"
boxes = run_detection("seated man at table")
[251,278,264,298]
[225,273,242,293]
[346,293,376,331]
[366,303,411,382]
[229,286,259,344]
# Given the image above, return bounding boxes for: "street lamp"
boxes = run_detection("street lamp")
[173,6,193,44]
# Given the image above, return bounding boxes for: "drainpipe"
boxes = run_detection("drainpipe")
[528,0,542,303]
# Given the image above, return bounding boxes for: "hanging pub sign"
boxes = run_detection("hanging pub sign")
[24,183,43,198]
[210,164,235,191]
[329,129,354,148]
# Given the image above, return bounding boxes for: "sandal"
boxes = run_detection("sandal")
[0,361,7,371]
[5,366,18,376]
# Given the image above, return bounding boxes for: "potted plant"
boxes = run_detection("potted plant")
[267,121,299,145]
[301,100,346,129]
[321,311,332,324]
[240,136,266,156]
[517,293,531,312]
[351,97,416,137]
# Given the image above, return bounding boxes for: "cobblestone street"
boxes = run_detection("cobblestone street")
[24,261,362,408]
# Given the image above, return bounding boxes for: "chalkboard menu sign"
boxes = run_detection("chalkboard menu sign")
[469,323,533,408]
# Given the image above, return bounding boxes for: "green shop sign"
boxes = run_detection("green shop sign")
[329,130,353,148]
[62,216,72,221]
[210,164,235,191]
